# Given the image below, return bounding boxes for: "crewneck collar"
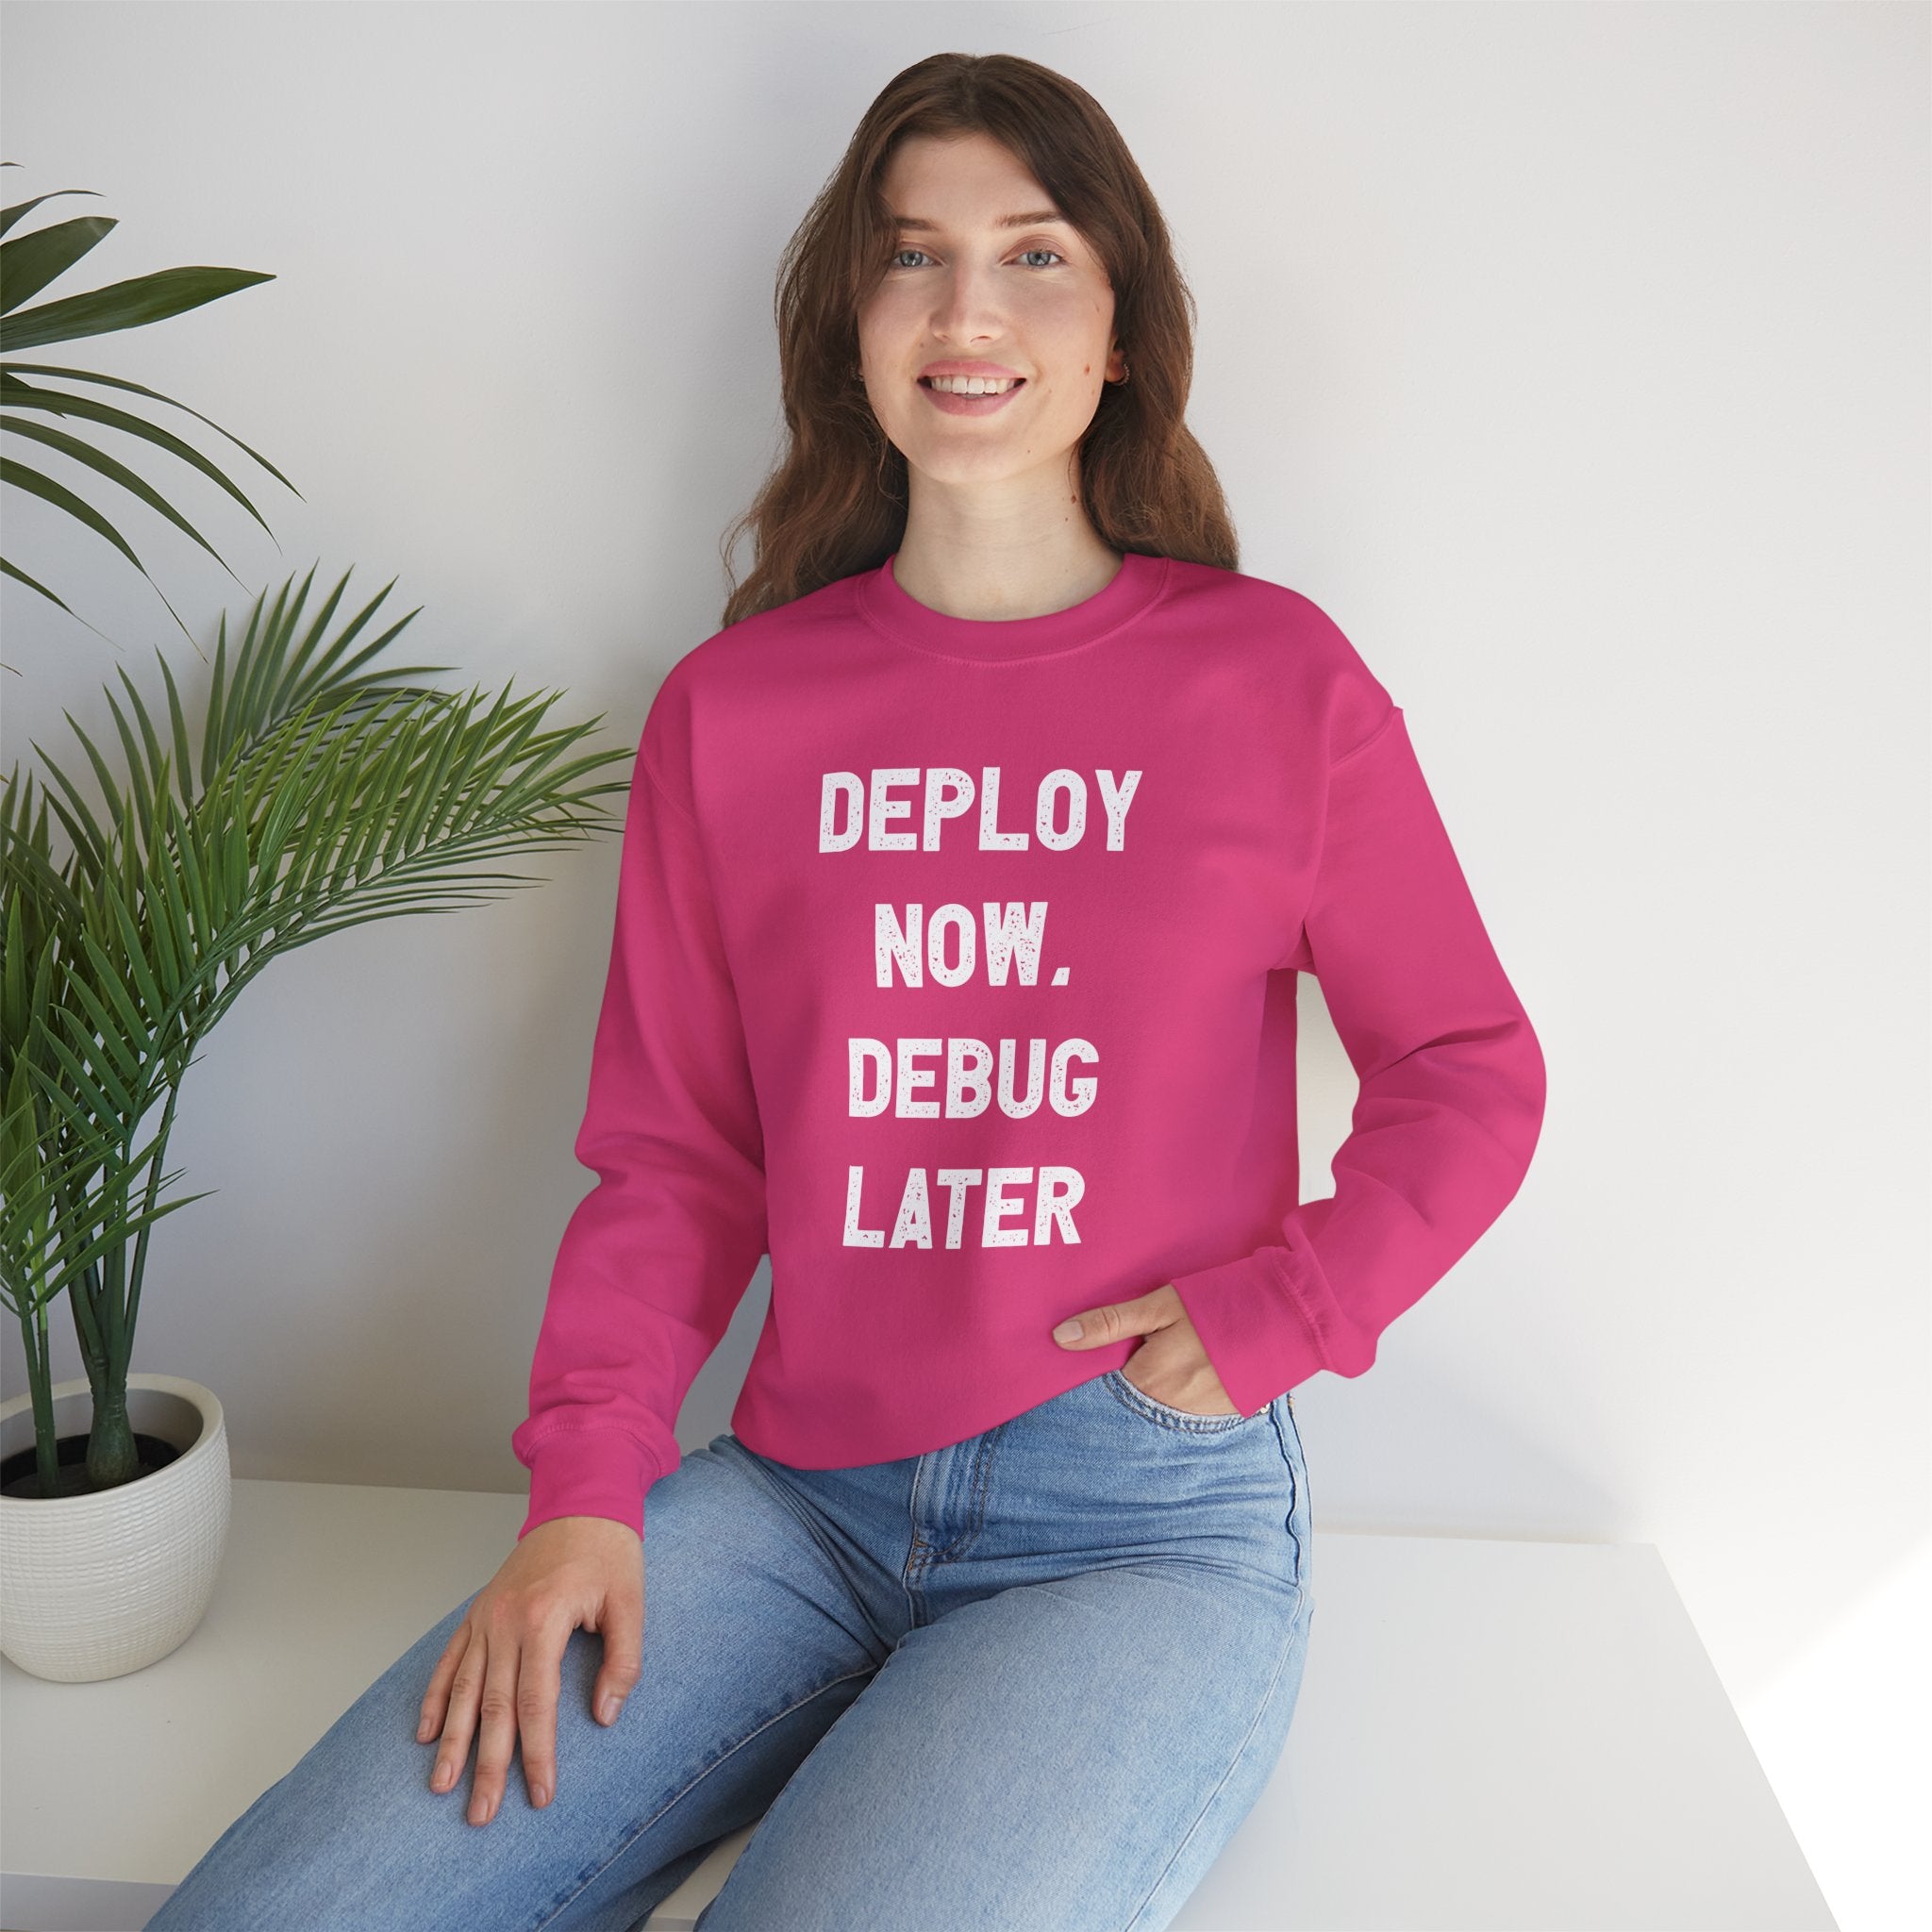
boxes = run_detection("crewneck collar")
[853,548,1171,662]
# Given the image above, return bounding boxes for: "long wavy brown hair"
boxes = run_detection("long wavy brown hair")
[717,51,1239,627]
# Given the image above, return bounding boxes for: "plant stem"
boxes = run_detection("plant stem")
[84,1372,137,1487]
[64,1054,191,1493]
[10,1296,60,1496]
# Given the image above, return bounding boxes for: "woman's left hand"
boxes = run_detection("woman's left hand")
[1050,1283,1241,1416]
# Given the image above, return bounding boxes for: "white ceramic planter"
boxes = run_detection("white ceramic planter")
[0,1373,230,1682]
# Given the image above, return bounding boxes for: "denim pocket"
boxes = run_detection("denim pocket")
[1104,1367,1264,1434]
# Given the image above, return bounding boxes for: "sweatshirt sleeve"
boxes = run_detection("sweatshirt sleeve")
[508,706,768,1541]
[1167,703,1546,1417]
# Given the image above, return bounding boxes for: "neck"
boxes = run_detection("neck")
[889,519,1124,625]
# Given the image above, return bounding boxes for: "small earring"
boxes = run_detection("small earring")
[1113,358,1131,386]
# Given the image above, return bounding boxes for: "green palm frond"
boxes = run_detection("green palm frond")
[1,561,637,1493]
[0,162,302,653]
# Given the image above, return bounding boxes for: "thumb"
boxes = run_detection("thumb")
[1052,1289,1166,1349]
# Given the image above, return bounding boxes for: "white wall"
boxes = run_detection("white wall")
[3,4,1924,1924]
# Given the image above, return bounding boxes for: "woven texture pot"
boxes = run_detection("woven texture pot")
[0,1373,230,1682]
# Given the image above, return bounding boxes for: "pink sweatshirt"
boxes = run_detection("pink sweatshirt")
[510,550,1546,1541]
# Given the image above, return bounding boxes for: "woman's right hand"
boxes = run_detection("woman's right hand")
[417,1513,643,1825]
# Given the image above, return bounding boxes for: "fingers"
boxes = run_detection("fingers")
[1081,1302,1129,1345]
[426,1621,487,1807]
[516,1622,565,1810]
[417,1619,469,1748]
[415,1528,643,1827]
[421,1610,553,1826]
[467,1616,525,1826]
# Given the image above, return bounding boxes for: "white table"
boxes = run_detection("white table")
[0,1478,1836,1931]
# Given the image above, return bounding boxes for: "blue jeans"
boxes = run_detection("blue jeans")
[145,1369,1314,1932]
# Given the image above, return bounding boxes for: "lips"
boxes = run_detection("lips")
[917,375,1028,418]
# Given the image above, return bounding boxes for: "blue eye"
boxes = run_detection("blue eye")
[890,247,1066,271]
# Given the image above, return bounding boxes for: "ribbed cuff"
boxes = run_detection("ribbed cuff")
[1167,1247,1328,1418]
[516,1427,653,1542]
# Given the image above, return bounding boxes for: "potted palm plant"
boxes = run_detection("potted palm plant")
[0,163,635,1680]
[0,570,634,1680]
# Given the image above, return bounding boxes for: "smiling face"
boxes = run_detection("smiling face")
[856,130,1125,500]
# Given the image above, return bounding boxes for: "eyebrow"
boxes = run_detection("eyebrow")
[891,209,1070,232]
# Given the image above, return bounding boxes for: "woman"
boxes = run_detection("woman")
[148,52,1544,1932]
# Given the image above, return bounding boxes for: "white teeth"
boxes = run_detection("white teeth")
[924,375,1020,394]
